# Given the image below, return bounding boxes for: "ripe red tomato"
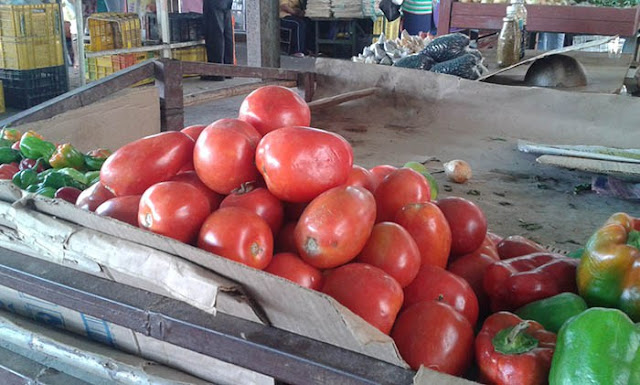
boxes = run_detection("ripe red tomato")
[496,235,547,260]
[76,182,116,212]
[344,165,376,193]
[255,126,353,203]
[204,118,262,146]
[436,197,488,256]
[374,168,431,222]
[295,186,376,269]
[395,202,452,268]
[180,124,206,141]
[275,221,297,253]
[355,222,421,287]
[448,233,499,264]
[264,252,323,290]
[322,263,403,335]
[100,132,194,196]
[170,171,224,212]
[369,164,397,190]
[198,207,273,270]
[95,195,142,227]
[391,301,474,375]
[193,119,261,195]
[403,264,479,326]
[283,201,308,221]
[0,162,19,180]
[138,181,211,244]
[238,86,311,136]
[220,185,284,234]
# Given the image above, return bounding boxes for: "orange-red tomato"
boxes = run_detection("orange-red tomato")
[275,221,297,254]
[395,202,452,268]
[180,124,207,141]
[0,163,19,180]
[100,132,194,196]
[220,185,284,235]
[404,264,480,326]
[238,86,311,136]
[391,301,474,375]
[264,252,323,290]
[374,168,431,223]
[170,171,224,212]
[436,197,488,256]
[198,207,273,270]
[204,118,262,146]
[95,195,142,227]
[369,164,397,190]
[138,181,211,244]
[76,182,116,212]
[283,201,309,221]
[295,185,376,269]
[256,126,353,203]
[322,263,403,335]
[355,222,421,287]
[344,165,376,193]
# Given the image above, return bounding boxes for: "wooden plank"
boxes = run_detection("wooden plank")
[298,72,316,102]
[536,155,640,179]
[85,40,205,58]
[0,61,156,127]
[155,59,184,131]
[437,0,454,36]
[307,87,380,110]
[183,80,297,107]
[181,62,300,80]
[519,140,640,164]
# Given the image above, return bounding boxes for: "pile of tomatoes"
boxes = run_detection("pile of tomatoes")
[75,85,507,377]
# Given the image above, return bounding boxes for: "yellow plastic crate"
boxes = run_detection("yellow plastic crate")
[172,45,206,62]
[0,4,61,38]
[88,13,142,52]
[373,17,400,40]
[0,35,64,70]
[86,51,152,85]
[0,81,4,114]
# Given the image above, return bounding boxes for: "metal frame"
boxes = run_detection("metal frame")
[0,248,416,385]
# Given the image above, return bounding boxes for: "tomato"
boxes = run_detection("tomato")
[205,118,262,147]
[487,231,504,247]
[54,187,82,204]
[264,252,323,290]
[369,164,396,190]
[220,185,284,234]
[496,235,547,260]
[395,202,452,268]
[178,160,195,173]
[238,85,311,136]
[404,264,479,326]
[198,207,273,270]
[391,301,474,375]
[169,171,223,212]
[256,126,353,203]
[19,158,45,173]
[100,132,194,196]
[180,125,207,141]
[295,186,376,269]
[0,162,19,180]
[283,201,308,221]
[435,196,488,256]
[95,195,142,227]
[76,182,116,212]
[374,168,431,223]
[344,165,376,193]
[355,222,421,287]
[449,233,499,264]
[193,119,261,195]
[275,221,297,253]
[322,263,403,335]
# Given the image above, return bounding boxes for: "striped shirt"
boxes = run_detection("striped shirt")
[402,0,432,14]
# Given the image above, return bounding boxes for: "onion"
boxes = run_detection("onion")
[443,160,472,184]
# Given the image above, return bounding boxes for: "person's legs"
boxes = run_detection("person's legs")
[402,12,430,36]
[281,16,303,55]
[222,10,234,65]
[202,2,225,80]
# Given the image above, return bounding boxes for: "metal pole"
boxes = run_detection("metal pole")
[75,0,86,86]
[157,0,172,58]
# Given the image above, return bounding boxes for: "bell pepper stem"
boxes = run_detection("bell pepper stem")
[492,320,539,355]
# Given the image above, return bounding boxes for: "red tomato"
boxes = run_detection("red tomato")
[198,207,273,270]
[193,119,261,195]
[374,168,431,223]
[436,197,488,256]
[95,195,142,227]
[238,86,311,136]
[391,301,474,375]
[220,185,284,234]
[100,132,194,196]
[283,201,308,221]
[11,141,20,151]
[449,233,499,264]
[54,187,83,204]
[139,181,211,244]
[369,164,397,190]
[178,160,195,173]
[355,222,421,287]
[404,264,479,326]
[322,263,403,335]
[76,182,116,212]
[487,231,504,247]
[180,125,206,141]
[19,158,45,172]
[275,221,297,253]
[344,165,376,193]
[295,186,376,269]
[170,171,223,212]
[395,202,452,268]
[205,118,262,147]
[496,235,548,260]
[256,126,353,203]
[0,162,19,180]
[264,252,323,290]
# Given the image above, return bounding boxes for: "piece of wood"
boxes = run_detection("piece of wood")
[155,59,184,131]
[298,72,316,102]
[536,155,640,180]
[307,87,380,110]
[183,80,297,107]
[181,62,300,80]
[519,140,640,164]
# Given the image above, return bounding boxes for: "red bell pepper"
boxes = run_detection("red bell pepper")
[476,311,556,385]
[484,252,579,311]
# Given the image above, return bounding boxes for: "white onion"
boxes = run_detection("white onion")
[443,160,472,184]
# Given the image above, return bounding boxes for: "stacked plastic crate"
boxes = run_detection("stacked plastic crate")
[0,4,68,109]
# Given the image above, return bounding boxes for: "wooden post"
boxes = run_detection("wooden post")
[155,59,184,131]
[437,0,453,37]
[246,0,280,68]
[297,72,315,102]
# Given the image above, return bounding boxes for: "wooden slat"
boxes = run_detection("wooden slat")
[183,80,297,107]
[307,87,380,110]
[181,62,301,81]
[537,155,640,179]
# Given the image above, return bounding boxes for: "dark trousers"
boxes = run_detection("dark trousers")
[280,16,314,55]
[203,2,234,64]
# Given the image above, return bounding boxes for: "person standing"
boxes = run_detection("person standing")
[401,0,436,37]
[279,0,314,57]
[202,0,234,81]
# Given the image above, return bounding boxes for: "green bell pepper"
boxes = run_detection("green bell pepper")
[57,167,88,187]
[40,169,86,190]
[549,307,640,385]
[12,169,38,190]
[0,138,14,148]
[49,143,85,170]
[84,148,112,171]
[515,292,588,333]
[85,170,100,186]
[0,147,21,164]
[19,135,56,161]
[34,186,56,198]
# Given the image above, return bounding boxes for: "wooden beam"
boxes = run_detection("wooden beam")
[184,80,297,107]
[307,87,379,110]
[155,59,184,131]
[298,72,316,102]
[181,62,300,80]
